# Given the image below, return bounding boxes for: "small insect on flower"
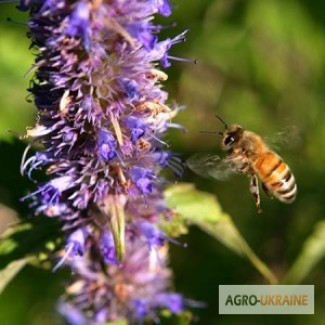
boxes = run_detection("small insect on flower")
[187,116,297,213]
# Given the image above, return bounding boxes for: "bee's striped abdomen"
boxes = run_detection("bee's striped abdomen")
[254,151,297,203]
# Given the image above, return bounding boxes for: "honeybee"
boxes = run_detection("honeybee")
[187,116,297,212]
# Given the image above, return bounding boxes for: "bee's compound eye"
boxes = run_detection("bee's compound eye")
[224,135,235,146]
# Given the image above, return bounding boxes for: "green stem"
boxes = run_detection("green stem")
[196,220,278,285]
[240,240,278,285]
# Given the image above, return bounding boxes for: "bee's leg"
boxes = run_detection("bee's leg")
[249,175,262,213]
[226,155,249,174]
[262,182,273,199]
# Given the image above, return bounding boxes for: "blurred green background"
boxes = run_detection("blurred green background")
[1,0,325,324]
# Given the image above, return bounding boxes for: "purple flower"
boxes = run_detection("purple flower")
[21,175,74,205]
[119,78,139,100]
[58,302,88,325]
[152,151,184,176]
[148,30,188,68]
[97,129,118,161]
[65,2,91,49]
[67,228,87,256]
[158,0,172,17]
[100,231,118,265]
[19,0,193,323]
[137,220,167,247]
[16,0,31,11]
[127,22,157,50]
[53,228,87,272]
[132,299,148,319]
[130,167,154,195]
[124,116,147,143]
[155,293,184,313]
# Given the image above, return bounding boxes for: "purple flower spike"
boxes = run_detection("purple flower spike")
[20,0,194,323]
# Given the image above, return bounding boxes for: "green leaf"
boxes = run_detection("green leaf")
[173,311,193,325]
[106,320,128,325]
[164,183,278,284]
[0,258,30,295]
[159,215,189,238]
[0,218,61,271]
[0,30,35,141]
[165,183,224,223]
[160,311,193,325]
[283,220,325,284]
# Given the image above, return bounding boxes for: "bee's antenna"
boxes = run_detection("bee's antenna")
[215,115,228,129]
[199,130,223,136]
[199,130,217,134]
[7,129,21,138]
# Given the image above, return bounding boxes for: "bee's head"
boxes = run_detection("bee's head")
[220,124,244,151]
[201,116,244,151]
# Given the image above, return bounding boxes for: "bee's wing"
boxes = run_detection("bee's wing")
[186,153,235,181]
[265,125,302,151]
